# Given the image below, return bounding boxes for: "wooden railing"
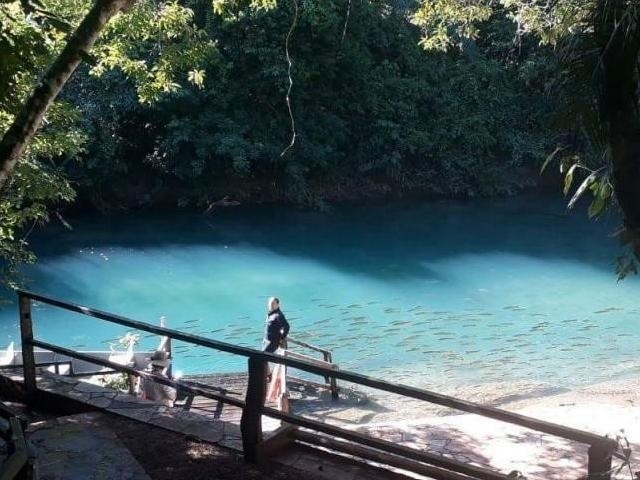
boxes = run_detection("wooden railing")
[284,337,339,399]
[16,290,618,480]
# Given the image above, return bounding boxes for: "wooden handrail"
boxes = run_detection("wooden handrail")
[284,350,336,368]
[294,429,481,480]
[30,339,246,409]
[286,337,338,399]
[16,290,617,479]
[286,337,332,356]
[262,403,507,480]
[17,290,613,448]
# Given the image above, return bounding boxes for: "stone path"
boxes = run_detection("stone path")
[3,370,275,449]
[274,444,414,480]
[5,369,638,480]
[355,405,640,480]
[29,412,150,480]
[3,370,424,480]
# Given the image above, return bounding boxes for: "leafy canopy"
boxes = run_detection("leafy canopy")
[0,0,269,291]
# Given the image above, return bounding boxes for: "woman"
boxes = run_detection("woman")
[263,297,290,408]
[262,297,290,353]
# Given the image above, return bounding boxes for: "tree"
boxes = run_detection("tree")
[63,0,558,208]
[413,0,640,277]
[0,0,215,291]
[0,0,134,197]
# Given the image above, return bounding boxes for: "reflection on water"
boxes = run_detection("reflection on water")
[0,194,638,394]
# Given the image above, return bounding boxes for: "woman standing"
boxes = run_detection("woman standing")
[262,297,290,353]
[263,297,289,409]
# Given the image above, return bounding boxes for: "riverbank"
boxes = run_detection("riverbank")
[361,375,640,433]
[285,374,639,478]
[352,376,640,479]
[294,375,640,426]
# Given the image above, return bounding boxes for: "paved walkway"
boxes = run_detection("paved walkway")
[4,371,421,480]
[355,404,640,480]
[5,369,638,480]
[29,412,150,480]
[3,370,262,448]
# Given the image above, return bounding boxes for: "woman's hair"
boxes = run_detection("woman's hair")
[267,297,280,310]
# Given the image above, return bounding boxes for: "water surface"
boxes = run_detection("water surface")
[1,195,638,393]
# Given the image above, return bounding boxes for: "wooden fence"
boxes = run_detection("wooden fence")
[16,290,618,480]
[284,337,339,399]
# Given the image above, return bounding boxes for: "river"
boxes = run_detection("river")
[1,194,638,395]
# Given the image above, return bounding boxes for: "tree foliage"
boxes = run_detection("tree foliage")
[414,0,640,279]
[0,0,220,289]
[1,0,580,290]
[64,0,558,209]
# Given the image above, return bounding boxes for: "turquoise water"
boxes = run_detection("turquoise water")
[0,194,638,392]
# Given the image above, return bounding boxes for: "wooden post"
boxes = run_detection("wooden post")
[329,375,339,400]
[18,295,36,395]
[326,352,338,400]
[322,351,331,386]
[587,441,613,480]
[240,356,267,463]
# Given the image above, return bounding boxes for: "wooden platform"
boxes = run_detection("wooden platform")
[176,372,366,425]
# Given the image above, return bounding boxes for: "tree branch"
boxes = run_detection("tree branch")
[0,0,135,197]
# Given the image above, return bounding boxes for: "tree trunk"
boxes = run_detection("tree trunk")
[0,0,135,197]
[596,1,640,252]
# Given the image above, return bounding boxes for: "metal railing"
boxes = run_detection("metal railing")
[16,290,617,480]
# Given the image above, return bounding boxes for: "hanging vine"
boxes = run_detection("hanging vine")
[280,0,299,157]
[340,0,351,47]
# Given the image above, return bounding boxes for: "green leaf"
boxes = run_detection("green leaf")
[616,256,638,282]
[559,155,578,174]
[567,172,596,209]
[563,164,577,195]
[187,69,205,88]
[599,182,612,199]
[588,195,605,218]
[540,146,563,174]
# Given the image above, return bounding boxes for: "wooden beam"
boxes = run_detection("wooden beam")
[284,350,336,368]
[0,401,28,431]
[587,441,614,480]
[262,406,508,480]
[294,429,481,480]
[19,290,616,448]
[18,295,36,395]
[0,417,31,480]
[286,337,332,356]
[240,356,267,463]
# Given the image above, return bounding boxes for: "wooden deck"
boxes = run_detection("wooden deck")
[176,372,364,425]
[175,373,252,424]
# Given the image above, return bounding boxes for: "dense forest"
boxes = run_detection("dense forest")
[2,0,640,286]
[63,1,560,208]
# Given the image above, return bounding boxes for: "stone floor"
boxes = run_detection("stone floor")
[355,408,640,480]
[28,412,151,480]
[3,370,268,450]
[275,444,416,480]
[3,370,427,480]
[4,369,637,480]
